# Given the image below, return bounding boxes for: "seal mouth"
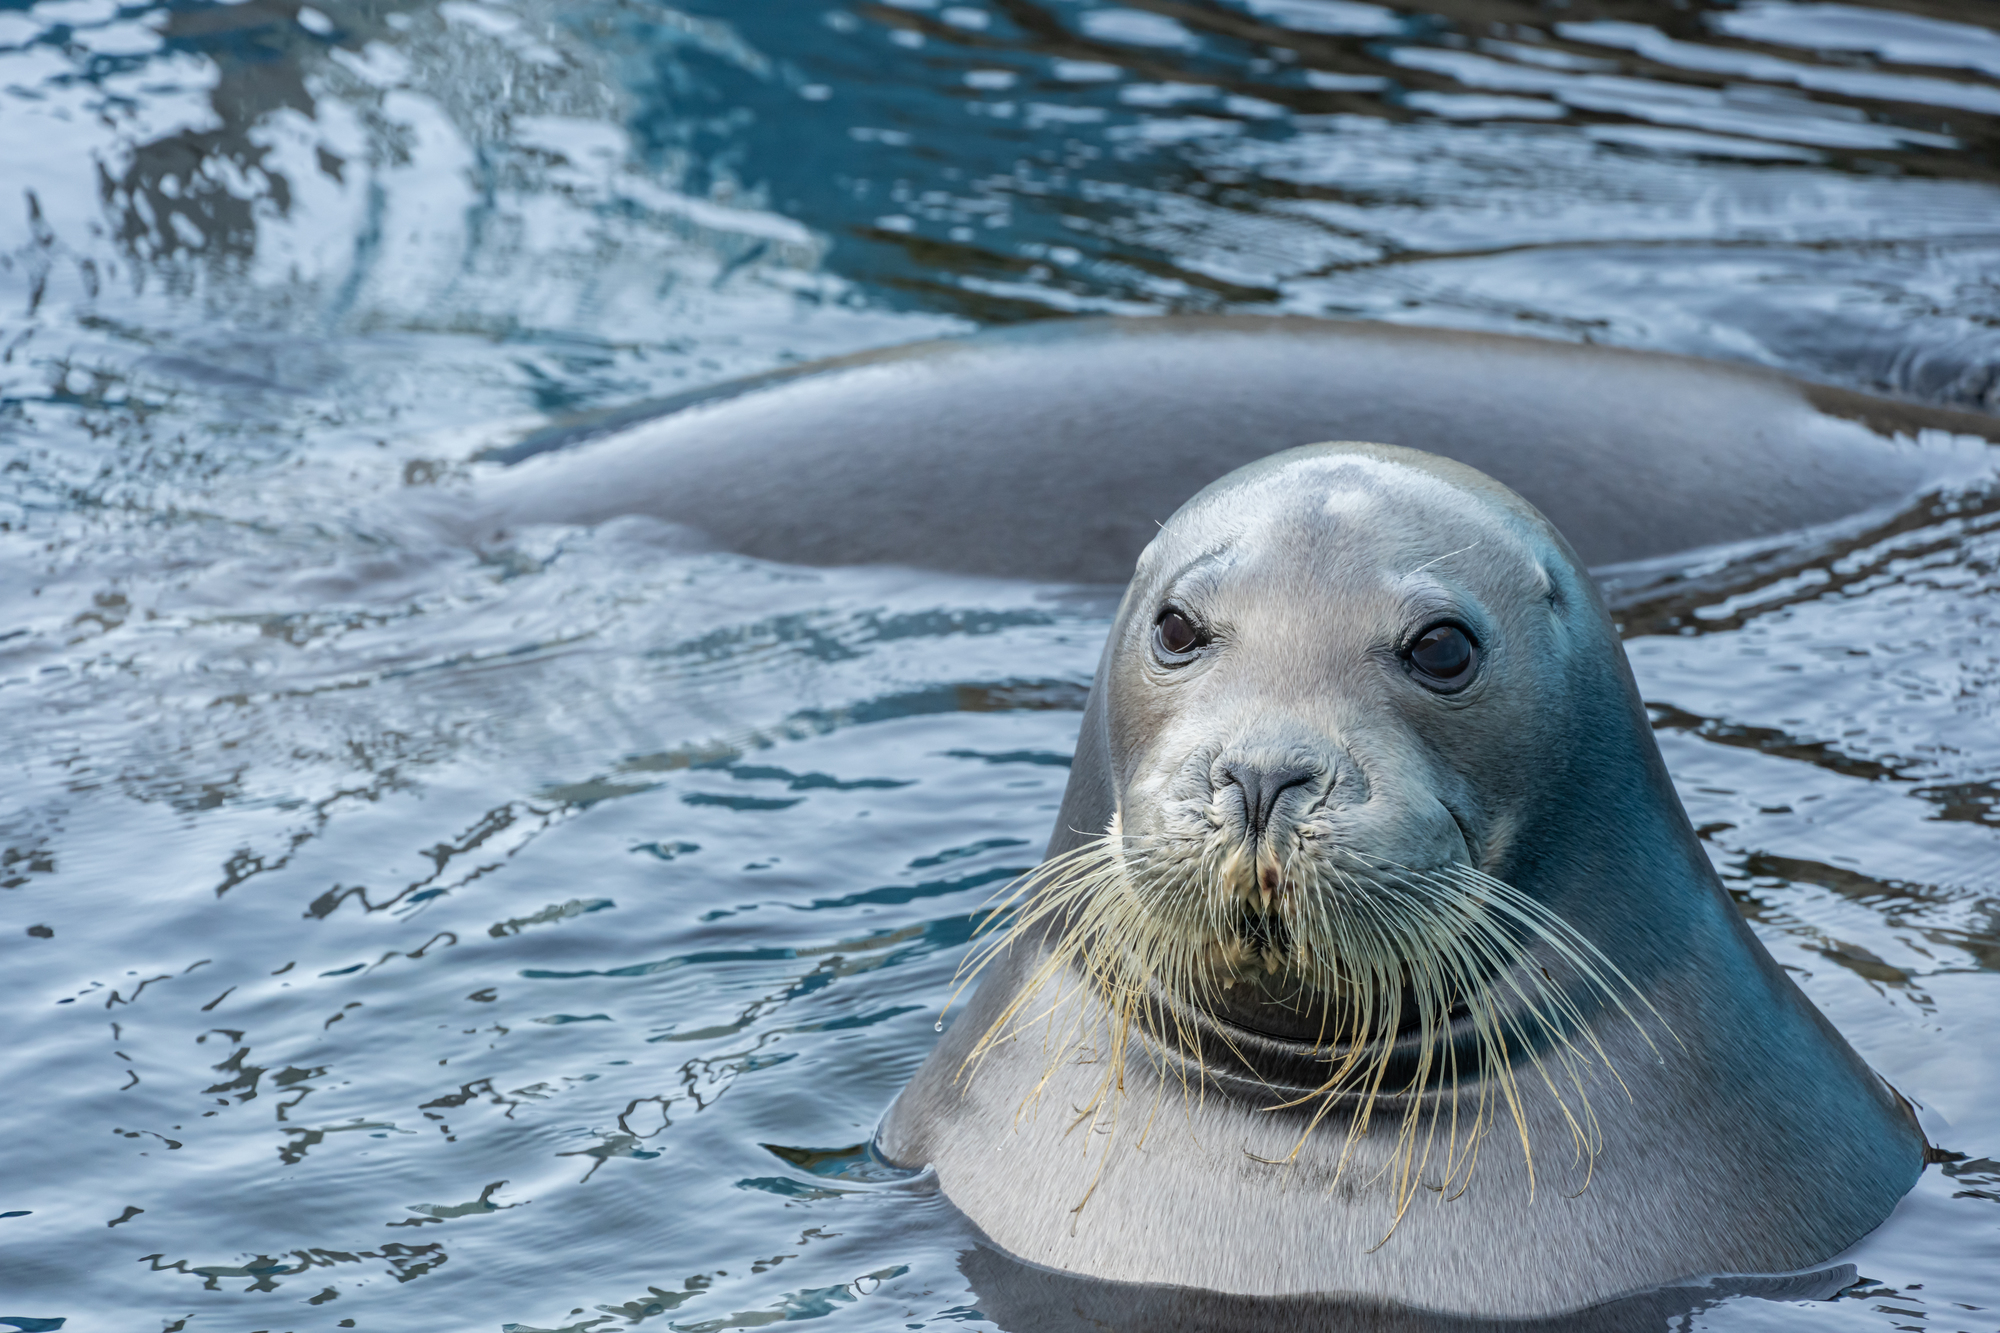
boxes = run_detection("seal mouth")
[1139,966,1504,1103]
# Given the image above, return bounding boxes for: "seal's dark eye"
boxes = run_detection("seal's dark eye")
[1155,608,1200,657]
[1408,624,1476,690]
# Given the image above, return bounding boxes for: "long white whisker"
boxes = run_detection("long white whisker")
[954,829,1664,1235]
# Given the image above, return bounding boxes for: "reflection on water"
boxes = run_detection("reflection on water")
[2,0,1998,1330]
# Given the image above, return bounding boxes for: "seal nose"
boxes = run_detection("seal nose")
[1219,759,1321,838]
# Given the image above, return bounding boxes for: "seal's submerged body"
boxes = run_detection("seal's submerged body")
[466,316,1985,1322]
[880,444,1924,1318]
[466,316,1997,582]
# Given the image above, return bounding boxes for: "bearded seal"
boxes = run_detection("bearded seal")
[878,443,1926,1318]
[465,316,1998,581]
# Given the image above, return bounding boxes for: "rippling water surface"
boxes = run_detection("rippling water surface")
[3,0,1998,1329]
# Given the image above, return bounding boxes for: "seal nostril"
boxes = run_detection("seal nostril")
[1220,761,1321,837]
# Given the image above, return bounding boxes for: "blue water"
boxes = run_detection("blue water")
[2,1,1997,1330]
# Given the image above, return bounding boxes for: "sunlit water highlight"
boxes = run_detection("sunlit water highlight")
[1,0,1997,1330]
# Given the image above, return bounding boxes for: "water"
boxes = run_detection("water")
[2,0,1997,1329]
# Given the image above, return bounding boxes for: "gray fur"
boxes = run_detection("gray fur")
[879,444,1925,1318]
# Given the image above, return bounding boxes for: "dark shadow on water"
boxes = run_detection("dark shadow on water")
[958,1242,1857,1333]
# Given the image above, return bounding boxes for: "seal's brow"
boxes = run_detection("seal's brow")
[1159,544,1237,604]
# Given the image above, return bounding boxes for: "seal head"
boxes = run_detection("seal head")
[1103,447,1608,1083]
